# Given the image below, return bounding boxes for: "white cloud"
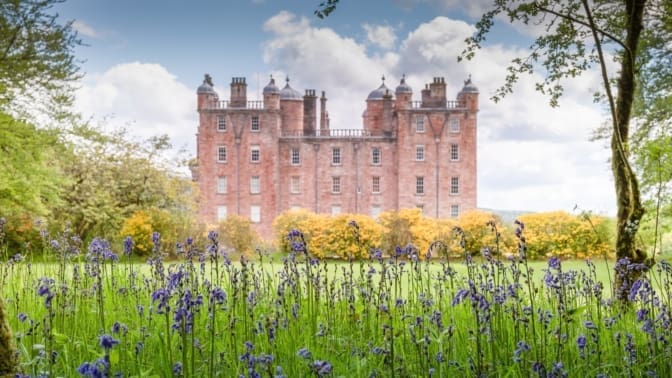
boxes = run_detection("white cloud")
[72,20,99,38]
[75,62,196,160]
[362,23,397,50]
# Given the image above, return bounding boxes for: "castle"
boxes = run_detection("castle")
[193,73,479,236]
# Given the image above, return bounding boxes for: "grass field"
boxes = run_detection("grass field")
[1,238,671,377]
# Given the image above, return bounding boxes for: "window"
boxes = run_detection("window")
[451,176,459,195]
[370,205,381,218]
[217,146,227,163]
[450,119,460,133]
[217,115,226,131]
[251,115,260,131]
[290,176,301,194]
[216,176,227,194]
[217,206,227,221]
[332,176,341,194]
[450,144,459,161]
[332,147,341,165]
[371,147,381,165]
[416,204,425,215]
[250,206,261,223]
[331,205,341,216]
[291,148,300,165]
[451,205,459,218]
[372,176,380,193]
[250,176,260,194]
[250,145,260,163]
[416,145,425,161]
[416,176,424,195]
[416,116,425,133]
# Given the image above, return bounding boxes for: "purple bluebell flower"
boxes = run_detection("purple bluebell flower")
[99,334,119,351]
[548,256,561,270]
[311,360,332,376]
[173,362,183,376]
[297,347,312,359]
[123,236,133,256]
[18,313,28,322]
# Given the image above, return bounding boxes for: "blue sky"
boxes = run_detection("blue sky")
[54,0,617,215]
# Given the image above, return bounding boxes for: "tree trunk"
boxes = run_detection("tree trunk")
[612,0,648,300]
[0,294,18,377]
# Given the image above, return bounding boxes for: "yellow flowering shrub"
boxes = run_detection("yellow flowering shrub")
[517,211,614,259]
[119,208,179,256]
[309,214,383,259]
[217,214,259,256]
[273,209,328,254]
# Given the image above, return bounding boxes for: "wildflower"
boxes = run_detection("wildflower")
[513,341,530,363]
[173,362,183,376]
[99,334,119,351]
[311,360,332,376]
[548,256,561,270]
[636,308,649,322]
[123,236,133,256]
[297,347,312,359]
[452,288,469,306]
[18,313,28,322]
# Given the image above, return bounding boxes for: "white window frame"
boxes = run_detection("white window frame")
[416,176,424,195]
[290,176,301,194]
[216,176,227,194]
[416,145,425,161]
[416,115,425,133]
[332,147,341,165]
[291,148,300,165]
[370,205,382,219]
[250,176,261,194]
[217,115,227,132]
[371,147,381,165]
[451,204,460,218]
[217,145,227,163]
[250,145,260,163]
[451,176,459,195]
[450,143,459,161]
[217,206,227,221]
[331,205,341,216]
[332,176,341,194]
[251,115,260,132]
[372,176,381,194]
[250,205,261,223]
[450,118,460,133]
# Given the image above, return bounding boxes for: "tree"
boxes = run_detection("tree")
[0,112,65,218]
[0,0,81,121]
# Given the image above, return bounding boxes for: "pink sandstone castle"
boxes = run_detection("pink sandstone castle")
[193,74,479,236]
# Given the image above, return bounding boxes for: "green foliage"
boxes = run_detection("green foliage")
[0,0,81,119]
[0,113,65,218]
[314,0,340,19]
[218,214,259,256]
[57,126,197,243]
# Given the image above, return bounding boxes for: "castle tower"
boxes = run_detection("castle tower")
[279,77,303,135]
[196,74,218,110]
[263,76,280,110]
[363,76,391,134]
[457,75,479,111]
[230,77,247,107]
[395,74,412,110]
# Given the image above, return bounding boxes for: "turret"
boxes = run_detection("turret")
[230,77,247,107]
[196,73,218,110]
[457,75,479,111]
[263,75,280,110]
[395,74,412,110]
[364,76,391,133]
[279,77,304,135]
[303,89,317,136]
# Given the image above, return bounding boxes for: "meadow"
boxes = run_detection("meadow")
[1,226,671,378]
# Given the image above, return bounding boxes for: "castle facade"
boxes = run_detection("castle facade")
[193,74,479,236]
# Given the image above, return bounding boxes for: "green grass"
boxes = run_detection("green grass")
[1,246,670,377]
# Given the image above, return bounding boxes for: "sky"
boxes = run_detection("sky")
[54,0,617,216]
